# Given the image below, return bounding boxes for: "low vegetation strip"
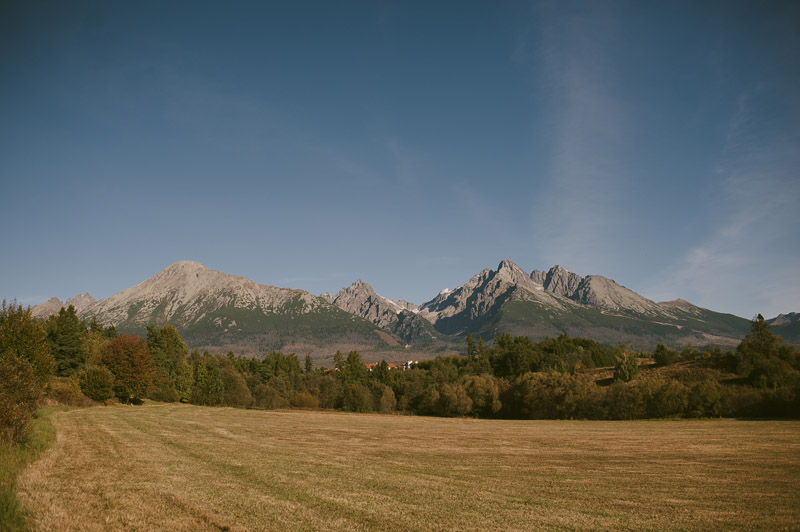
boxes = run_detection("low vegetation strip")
[17,405,800,531]
[0,407,58,531]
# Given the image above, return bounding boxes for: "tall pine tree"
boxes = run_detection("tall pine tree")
[47,305,87,376]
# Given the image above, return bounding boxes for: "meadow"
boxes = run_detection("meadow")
[18,404,800,531]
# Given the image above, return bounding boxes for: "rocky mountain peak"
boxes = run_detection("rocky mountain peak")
[81,261,322,330]
[543,265,583,297]
[156,260,208,279]
[495,259,545,294]
[31,297,65,318]
[530,269,546,285]
[337,279,378,298]
[572,275,665,315]
[767,312,800,326]
[66,293,96,314]
[31,293,96,319]
[330,279,410,329]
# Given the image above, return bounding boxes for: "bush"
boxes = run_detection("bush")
[0,351,40,443]
[724,386,763,417]
[316,375,341,409]
[438,383,473,417]
[462,375,502,417]
[253,384,288,410]
[291,392,319,409]
[378,386,397,414]
[147,369,180,403]
[0,301,54,384]
[641,379,688,418]
[604,381,646,420]
[80,365,115,403]
[341,383,373,413]
[687,379,726,417]
[221,368,252,408]
[509,372,603,420]
[46,377,93,407]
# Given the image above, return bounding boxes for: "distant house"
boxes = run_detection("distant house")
[365,362,400,372]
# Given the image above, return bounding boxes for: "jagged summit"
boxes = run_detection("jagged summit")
[81,261,323,331]
[330,279,418,329]
[541,265,582,298]
[31,293,96,319]
[31,297,66,319]
[30,259,764,353]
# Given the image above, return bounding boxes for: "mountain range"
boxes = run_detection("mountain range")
[30,259,797,360]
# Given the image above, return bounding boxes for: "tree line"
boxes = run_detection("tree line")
[2,301,799,443]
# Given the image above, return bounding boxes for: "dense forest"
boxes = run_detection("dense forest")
[2,300,799,443]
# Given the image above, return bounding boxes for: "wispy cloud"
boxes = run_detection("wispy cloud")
[648,85,800,317]
[524,5,634,274]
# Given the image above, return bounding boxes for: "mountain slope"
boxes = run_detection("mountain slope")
[79,261,395,355]
[768,312,800,344]
[414,259,752,348]
[326,279,443,344]
[419,260,576,336]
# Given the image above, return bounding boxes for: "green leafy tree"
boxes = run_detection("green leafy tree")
[304,354,313,373]
[371,359,391,386]
[509,372,602,420]
[604,381,647,420]
[341,382,373,412]
[341,351,368,384]
[614,347,640,383]
[174,357,193,402]
[466,333,476,359]
[378,385,397,413]
[99,334,155,403]
[439,383,472,417]
[221,366,253,407]
[640,379,688,418]
[146,324,189,402]
[191,356,225,406]
[0,300,54,384]
[79,365,115,402]
[653,344,677,365]
[333,350,344,371]
[736,314,796,378]
[687,379,726,417]
[462,374,502,417]
[47,305,88,376]
[103,325,119,339]
[0,350,41,442]
[0,301,54,441]
[317,375,341,409]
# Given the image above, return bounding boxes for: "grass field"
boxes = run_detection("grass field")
[17,404,800,531]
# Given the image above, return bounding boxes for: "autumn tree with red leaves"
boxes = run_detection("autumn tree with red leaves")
[100,334,155,404]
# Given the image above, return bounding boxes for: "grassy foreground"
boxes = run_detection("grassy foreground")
[17,404,800,531]
[0,407,58,531]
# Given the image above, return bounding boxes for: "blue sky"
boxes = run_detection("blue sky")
[1,1,798,319]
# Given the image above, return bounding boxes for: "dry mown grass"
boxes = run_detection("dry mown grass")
[18,404,800,531]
